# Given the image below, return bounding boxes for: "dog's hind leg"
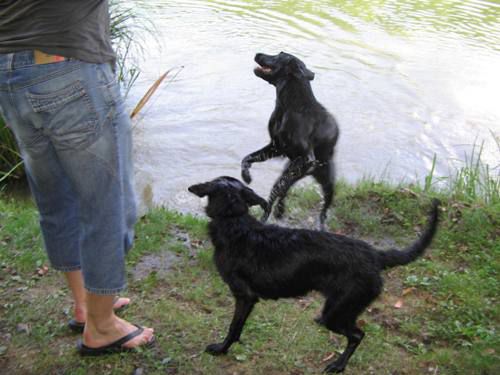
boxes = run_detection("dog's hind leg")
[274,199,287,219]
[312,161,335,230]
[321,297,365,373]
[205,297,256,355]
[241,143,282,184]
[321,284,380,373]
[324,323,365,373]
[262,156,318,222]
[273,161,298,219]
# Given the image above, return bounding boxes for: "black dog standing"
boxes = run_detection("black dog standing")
[241,52,339,230]
[189,176,440,373]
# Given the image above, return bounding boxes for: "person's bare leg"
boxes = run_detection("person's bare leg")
[65,270,88,323]
[64,273,152,348]
[83,293,154,348]
[65,271,131,323]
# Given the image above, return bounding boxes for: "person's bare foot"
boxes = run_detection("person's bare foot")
[73,297,130,323]
[82,316,154,350]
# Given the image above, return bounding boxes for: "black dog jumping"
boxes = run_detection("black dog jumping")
[188,176,440,373]
[241,52,340,230]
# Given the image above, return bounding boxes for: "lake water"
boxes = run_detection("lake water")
[124,0,500,214]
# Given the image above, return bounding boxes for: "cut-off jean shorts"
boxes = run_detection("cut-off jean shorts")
[0,51,137,294]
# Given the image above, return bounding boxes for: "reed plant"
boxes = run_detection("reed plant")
[424,137,499,206]
[0,119,23,185]
[109,0,156,97]
[109,0,142,96]
[450,142,498,205]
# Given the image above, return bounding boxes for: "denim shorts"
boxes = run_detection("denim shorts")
[0,51,137,294]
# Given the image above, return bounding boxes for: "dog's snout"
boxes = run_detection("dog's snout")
[254,53,263,63]
[188,183,206,197]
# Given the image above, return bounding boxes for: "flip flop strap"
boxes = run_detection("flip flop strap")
[112,325,144,347]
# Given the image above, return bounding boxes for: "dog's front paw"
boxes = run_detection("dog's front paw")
[205,343,228,356]
[323,360,345,373]
[242,168,252,184]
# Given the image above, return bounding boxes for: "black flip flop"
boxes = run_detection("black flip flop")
[68,299,129,333]
[77,325,155,356]
[68,319,86,333]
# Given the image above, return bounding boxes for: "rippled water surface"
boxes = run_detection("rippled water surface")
[125,0,500,213]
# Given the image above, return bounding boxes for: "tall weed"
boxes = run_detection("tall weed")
[0,119,23,185]
[424,138,499,205]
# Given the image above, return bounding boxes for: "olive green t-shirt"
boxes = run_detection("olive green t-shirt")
[0,0,115,64]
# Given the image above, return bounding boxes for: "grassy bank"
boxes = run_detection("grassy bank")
[0,178,498,374]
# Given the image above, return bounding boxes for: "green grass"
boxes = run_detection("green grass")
[1,176,498,374]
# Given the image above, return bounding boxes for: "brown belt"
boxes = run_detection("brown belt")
[34,50,66,64]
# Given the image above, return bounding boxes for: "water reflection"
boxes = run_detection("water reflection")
[127,0,500,213]
[133,0,500,48]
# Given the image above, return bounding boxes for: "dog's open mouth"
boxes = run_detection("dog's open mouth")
[255,64,273,74]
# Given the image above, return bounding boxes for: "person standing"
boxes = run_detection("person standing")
[0,0,154,354]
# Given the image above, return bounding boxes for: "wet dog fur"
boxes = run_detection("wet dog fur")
[242,52,340,230]
[188,176,439,373]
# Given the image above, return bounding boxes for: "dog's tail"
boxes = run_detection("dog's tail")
[379,199,440,270]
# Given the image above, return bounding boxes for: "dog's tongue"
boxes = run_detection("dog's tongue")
[257,65,272,73]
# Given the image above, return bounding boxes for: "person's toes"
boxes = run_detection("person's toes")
[113,297,131,310]
[122,326,154,349]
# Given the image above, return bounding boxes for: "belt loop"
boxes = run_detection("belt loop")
[6,53,14,71]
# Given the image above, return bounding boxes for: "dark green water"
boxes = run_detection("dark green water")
[127,0,500,211]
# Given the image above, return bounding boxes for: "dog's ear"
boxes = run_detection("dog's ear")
[287,59,315,81]
[241,187,268,211]
[188,182,214,197]
[206,191,249,218]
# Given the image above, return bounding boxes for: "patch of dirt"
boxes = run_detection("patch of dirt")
[171,226,207,257]
[361,235,398,249]
[366,303,402,331]
[22,277,62,303]
[270,205,408,250]
[283,212,320,230]
[131,250,182,281]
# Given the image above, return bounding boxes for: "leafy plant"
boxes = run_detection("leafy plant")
[0,119,24,185]
[109,0,154,96]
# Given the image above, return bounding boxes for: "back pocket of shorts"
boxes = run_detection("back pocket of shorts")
[26,80,101,151]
